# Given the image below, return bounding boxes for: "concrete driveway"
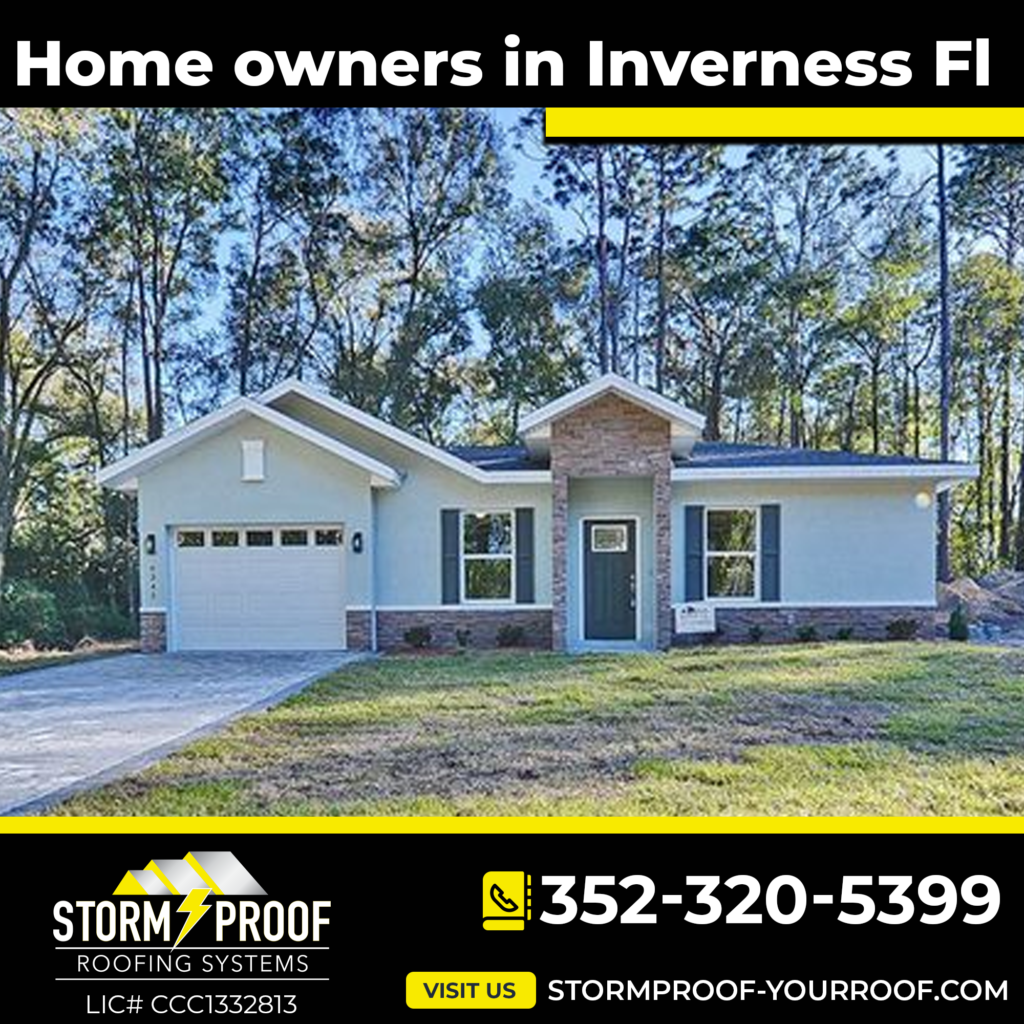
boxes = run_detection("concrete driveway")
[0,651,360,815]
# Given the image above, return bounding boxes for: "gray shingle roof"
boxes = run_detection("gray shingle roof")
[679,441,951,470]
[447,440,955,473]
[446,445,546,471]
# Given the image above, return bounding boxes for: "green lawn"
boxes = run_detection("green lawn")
[45,642,1024,816]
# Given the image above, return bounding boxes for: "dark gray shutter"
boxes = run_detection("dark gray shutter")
[684,505,704,601]
[760,504,781,602]
[515,508,535,604]
[441,509,461,604]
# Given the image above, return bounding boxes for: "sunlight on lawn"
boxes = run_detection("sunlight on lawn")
[45,642,1024,817]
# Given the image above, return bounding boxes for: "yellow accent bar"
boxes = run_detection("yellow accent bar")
[406,973,536,1009]
[4,817,1024,834]
[2,815,1024,831]
[546,107,1024,139]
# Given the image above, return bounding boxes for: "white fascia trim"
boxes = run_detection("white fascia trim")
[97,397,401,491]
[671,464,979,485]
[519,372,706,434]
[485,471,552,484]
[259,378,547,486]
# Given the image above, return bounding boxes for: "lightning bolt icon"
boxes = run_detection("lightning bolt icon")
[174,887,212,948]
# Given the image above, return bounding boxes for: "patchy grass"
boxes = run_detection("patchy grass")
[0,641,136,678]
[43,642,1024,816]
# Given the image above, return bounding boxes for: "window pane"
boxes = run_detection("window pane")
[281,529,308,546]
[592,524,628,552]
[177,531,204,548]
[464,558,512,600]
[315,529,342,546]
[246,530,273,547]
[212,530,239,548]
[707,509,756,552]
[707,555,756,597]
[462,513,512,555]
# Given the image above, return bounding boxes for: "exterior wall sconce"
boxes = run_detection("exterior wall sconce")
[351,531,364,554]
[144,533,157,555]
[914,491,933,510]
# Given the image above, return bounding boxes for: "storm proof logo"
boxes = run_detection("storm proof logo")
[112,851,267,947]
[53,850,329,948]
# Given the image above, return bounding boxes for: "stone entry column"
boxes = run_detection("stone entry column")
[552,472,570,651]
[548,393,673,651]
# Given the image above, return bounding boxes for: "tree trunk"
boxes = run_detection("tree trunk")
[999,355,1013,562]
[1016,413,1024,569]
[595,150,610,374]
[936,144,953,582]
[654,152,668,393]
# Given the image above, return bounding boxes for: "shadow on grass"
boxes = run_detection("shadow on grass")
[43,642,1024,816]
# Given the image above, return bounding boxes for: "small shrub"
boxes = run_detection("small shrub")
[833,626,855,641]
[403,625,432,649]
[886,617,920,641]
[748,624,764,644]
[948,604,969,642]
[455,628,471,649]
[496,624,525,647]
[795,625,818,643]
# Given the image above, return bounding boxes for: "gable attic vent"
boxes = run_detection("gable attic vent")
[241,439,265,482]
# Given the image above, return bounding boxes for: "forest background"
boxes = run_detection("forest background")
[0,107,1015,646]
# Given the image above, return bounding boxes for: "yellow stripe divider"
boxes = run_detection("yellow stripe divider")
[545,107,1024,139]
[2,816,1023,834]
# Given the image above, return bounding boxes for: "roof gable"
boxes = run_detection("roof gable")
[97,398,401,492]
[258,379,550,484]
[518,373,705,458]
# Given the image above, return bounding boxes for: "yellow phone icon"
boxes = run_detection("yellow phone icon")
[483,871,529,931]
[490,884,519,913]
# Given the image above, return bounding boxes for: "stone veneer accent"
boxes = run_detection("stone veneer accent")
[550,392,673,650]
[680,606,936,644]
[140,610,167,653]
[352,609,554,651]
[345,610,372,651]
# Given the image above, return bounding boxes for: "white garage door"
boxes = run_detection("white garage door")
[172,526,346,651]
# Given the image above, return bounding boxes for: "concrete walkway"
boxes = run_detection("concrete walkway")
[0,651,360,815]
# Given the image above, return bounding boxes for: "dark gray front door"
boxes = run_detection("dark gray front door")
[583,519,637,641]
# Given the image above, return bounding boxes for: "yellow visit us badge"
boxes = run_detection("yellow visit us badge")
[482,871,530,931]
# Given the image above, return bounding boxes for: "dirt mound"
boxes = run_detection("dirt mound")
[939,576,1024,625]
[981,569,1024,606]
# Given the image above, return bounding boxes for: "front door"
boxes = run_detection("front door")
[583,519,637,641]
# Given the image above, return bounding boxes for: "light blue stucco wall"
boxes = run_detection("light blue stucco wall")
[136,417,374,611]
[133,389,943,645]
[373,465,552,607]
[567,477,655,649]
[141,396,555,612]
[671,479,938,607]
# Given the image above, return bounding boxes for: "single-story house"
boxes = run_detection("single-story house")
[97,373,978,653]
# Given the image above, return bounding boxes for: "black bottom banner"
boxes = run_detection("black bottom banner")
[15,829,1021,1019]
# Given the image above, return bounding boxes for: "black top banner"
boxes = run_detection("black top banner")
[0,23,1010,106]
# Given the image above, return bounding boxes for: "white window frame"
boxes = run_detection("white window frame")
[705,506,760,603]
[460,510,515,604]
